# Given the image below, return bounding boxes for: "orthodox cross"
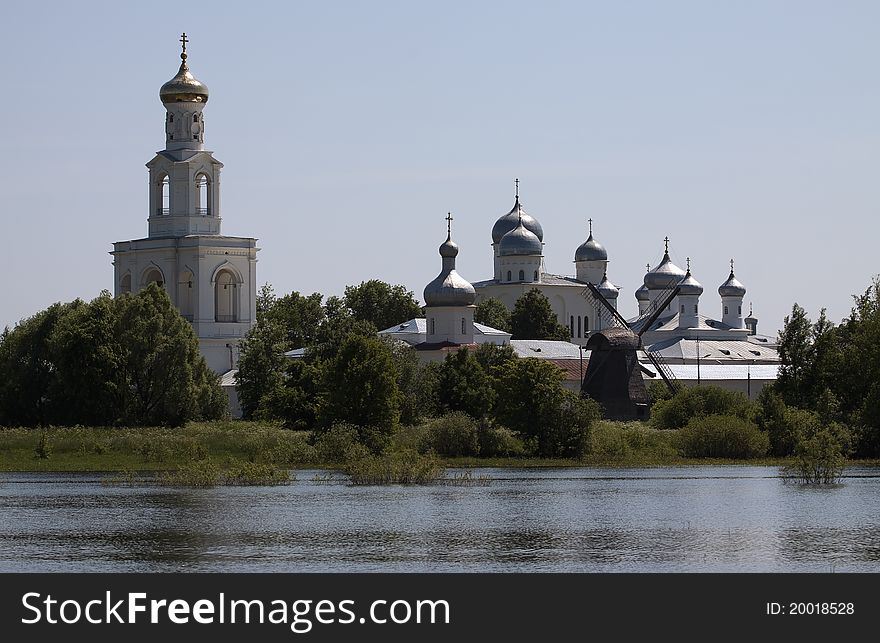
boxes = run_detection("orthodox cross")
[664,236,670,254]
[588,218,593,235]
[515,178,519,199]
[179,33,189,62]
[445,212,453,235]
[730,258,735,272]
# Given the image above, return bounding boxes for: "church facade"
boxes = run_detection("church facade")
[111,35,258,375]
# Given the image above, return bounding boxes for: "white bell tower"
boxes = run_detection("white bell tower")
[111,34,258,375]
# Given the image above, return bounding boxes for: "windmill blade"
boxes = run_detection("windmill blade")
[582,283,629,330]
[635,285,681,338]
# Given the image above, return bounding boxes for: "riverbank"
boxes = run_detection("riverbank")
[1,421,877,472]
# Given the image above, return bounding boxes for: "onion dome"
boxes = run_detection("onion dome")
[718,260,747,297]
[597,272,619,299]
[574,220,607,262]
[677,267,703,296]
[499,215,543,256]
[491,180,544,244]
[635,283,650,302]
[160,33,209,104]
[644,238,686,290]
[424,215,476,307]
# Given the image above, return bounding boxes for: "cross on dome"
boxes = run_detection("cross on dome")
[514,178,519,199]
[446,212,453,236]
[179,32,189,61]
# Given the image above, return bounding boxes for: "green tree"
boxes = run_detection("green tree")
[343,280,422,331]
[510,289,570,340]
[264,290,326,350]
[114,284,226,425]
[0,301,75,426]
[651,385,754,431]
[319,334,400,450]
[493,358,598,457]
[474,297,512,333]
[0,286,225,427]
[382,336,438,425]
[436,348,496,418]
[235,318,288,420]
[472,342,517,376]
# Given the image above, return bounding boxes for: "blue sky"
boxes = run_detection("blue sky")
[1,1,877,335]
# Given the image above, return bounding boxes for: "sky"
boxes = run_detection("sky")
[1,1,878,337]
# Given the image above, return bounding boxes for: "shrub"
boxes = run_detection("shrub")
[344,448,444,485]
[422,412,480,457]
[161,459,221,487]
[477,421,526,458]
[784,426,847,484]
[34,431,52,460]
[676,414,769,459]
[652,385,754,430]
[313,423,360,464]
[224,460,290,486]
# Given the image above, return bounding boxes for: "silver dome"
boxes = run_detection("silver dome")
[718,270,746,298]
[644,252,686,290]
[677,270,704,296]
[575,233,607,262]
[499,218,543,256]
[635,283,650,302]
[424,230,476,307]
[597,273,619,299]
[491,197,544,244]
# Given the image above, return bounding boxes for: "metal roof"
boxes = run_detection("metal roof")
[377,318,509,337]
[641,363,779,381]
[644,336,779,362]
[509,339,585,359]
[219,369,238,387]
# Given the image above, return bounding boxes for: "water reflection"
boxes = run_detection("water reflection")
[1,467,879,572]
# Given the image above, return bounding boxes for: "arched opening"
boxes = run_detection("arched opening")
[584,317,589,332]
[142,267,164,289]
[506,270,511,282]
[120,273,131,295]
[694,305,698,313]
[570,316,574,337]
[738,305,742,314]
[680,304,685,313]
[178,270,194,321]
[195,173,211,215]
[214,269,239,322]
[431,318,435,335]
[461,318,466,334]
[157,174,170,215]
[724,305,729,315]
[518,270,525,281]
[577,316,581,338]
[534,270,538,281]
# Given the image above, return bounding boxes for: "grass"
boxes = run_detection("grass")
[1,420,878,475]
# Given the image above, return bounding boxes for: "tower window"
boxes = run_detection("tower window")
[694,305,698,313]
[195,173,211,215]
[461,318,465,334]
[519,270,525,281]
[507,271,511,282]
[584,317,589,332]
[431,318,435,334]
[577,316,581,338]
[680,304,685,313]
[169,114,174,122]
[193,114,199,122]
[738,305,742,314]
[724,305,729,315]
[534,270,538,281]
[570,316,574,337]
[215,270,239,322]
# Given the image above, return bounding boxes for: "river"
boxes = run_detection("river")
[1,466,879,572]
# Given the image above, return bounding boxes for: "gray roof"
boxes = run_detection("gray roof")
[574,234,607,262]
[219,369,237,387]
[499,219,543,256]
[677,271,703,296]
[718,270,747,297]
[491,197,544,243]
[645,252,686,290]
[378,318,509,339]
[641,363,779,381]
[644,336,780,362]
[472,273,590,288]
[509,340,584,359]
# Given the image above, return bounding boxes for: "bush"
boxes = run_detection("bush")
[477,421,526,458]
[344,448,444,485]
[224,460,290,486]
[422,412,480,457]
[313,423,360,464]
[652,385,754,430]
[161,459,221,487]
[588,422,680,462]
[784,426,847,484]
[676,414,769,459]
[34,431,52,460]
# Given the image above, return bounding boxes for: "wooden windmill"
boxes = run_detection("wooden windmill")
[580,281,681,420]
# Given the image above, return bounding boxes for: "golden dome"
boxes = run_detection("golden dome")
[159,33,209,104]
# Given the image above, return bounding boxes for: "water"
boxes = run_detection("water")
[1,466,879,572]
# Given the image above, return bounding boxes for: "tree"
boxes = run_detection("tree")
[436,348,496,418]
[236,318,290,420]
[474,298,511,333]
[493,358,598,457]
[473,342,517,377]
[510,289,570,340]
[650,385,753,431]
[382,336,438,425]
[319,334,400,450]
[343,280,422,331]
[0,286,225,427]
[775,304,813,408]
[263,290,326,350]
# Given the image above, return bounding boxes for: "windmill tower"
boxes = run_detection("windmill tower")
[580,280,681,419]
